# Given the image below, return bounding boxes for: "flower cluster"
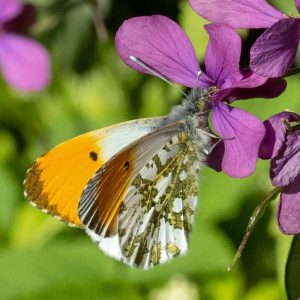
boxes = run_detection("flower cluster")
[115,2,300,234]
[0,0,50,91]
[116,16,286,178]
[259,112,300,234]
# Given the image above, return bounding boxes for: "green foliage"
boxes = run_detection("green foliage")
[0,0,298,299]
[285,235,300,300]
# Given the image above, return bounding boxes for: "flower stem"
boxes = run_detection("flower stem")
[227,186,283,272]
[86,0,108,43]
[284,67,300,78]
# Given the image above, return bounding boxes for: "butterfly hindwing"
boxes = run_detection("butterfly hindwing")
[79,123,205,269]
[118,132,202,269]
[24,117,165,227]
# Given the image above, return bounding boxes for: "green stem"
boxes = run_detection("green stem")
[227,186,283,272]
[85,0,108,43]
[284,67,300,78]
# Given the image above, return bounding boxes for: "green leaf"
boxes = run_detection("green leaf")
[139,80,176,118]
[51,4,93,71]
[199,159,272,224]
[244,280,284,300]
[0,240,141,300]
[178,0,208,61]
[0,130,17,164]
[237,76,300,122]
[0,224,234,299]
[0,167,19,234]
[271,0,298,15]
[9,205,64,248]
[206,276,243,300]
[285,235,300,300]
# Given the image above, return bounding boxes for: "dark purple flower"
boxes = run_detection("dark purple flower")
[250,18,300,78]
[115,15,286,178]
[259,112,300,234]
[189,0,300,77]
[297,0,300,11]
[0,0,51,91]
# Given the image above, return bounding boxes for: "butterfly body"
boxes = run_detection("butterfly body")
[24,87,216,269]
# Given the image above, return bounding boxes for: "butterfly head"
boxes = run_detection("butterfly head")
[164,86,217,127]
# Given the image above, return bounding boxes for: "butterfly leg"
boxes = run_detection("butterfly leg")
[196,127,219,139]
[206,135,236,155]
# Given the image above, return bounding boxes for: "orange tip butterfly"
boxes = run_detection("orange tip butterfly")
[24,56,218,269]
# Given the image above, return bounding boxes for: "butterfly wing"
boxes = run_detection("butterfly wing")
[79,124,206,268]
[24,117,165,227]
[118,133,203,269]
[78,122,184,234]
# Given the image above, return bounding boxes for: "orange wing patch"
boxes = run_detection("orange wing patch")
[24,133,104,227]
[79,148,135,235]
[79,122,184,238]
[24,118,166,227]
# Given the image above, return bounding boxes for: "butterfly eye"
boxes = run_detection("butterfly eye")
[197,99,206,112]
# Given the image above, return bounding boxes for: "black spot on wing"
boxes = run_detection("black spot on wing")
[89,151,98,161]
[124,161,130,171]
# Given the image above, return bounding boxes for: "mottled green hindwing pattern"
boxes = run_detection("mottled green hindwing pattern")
[118,132,202,269]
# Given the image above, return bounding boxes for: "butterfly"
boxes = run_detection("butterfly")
[24,86,217,269]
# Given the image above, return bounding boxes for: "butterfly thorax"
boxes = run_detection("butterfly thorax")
[164,86,216,155]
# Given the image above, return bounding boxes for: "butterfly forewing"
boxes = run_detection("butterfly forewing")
[78,122,184,237]
[24,117,165,227]
[118,132,201,269]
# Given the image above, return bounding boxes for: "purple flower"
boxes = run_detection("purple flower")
[0,0,51,91]
[259,112,300,234]
[115,15,286,178]
[250,18,300,78]
[189,0,300,78]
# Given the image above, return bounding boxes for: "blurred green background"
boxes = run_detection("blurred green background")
[0,0,299,299]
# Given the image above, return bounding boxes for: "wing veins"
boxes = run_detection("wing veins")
[93,142,161,234]
[125,137,193,267]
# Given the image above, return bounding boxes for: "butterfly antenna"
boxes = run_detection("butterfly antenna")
[130,56,187,97]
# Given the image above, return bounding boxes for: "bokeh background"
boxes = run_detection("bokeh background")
[0,0,299,299]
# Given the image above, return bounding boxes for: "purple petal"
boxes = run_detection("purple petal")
[231,70,271,89]
[204,23,243,88]
[250,18,300,77]
[115,15,212,88]
[225,77,287,101]
[296,0,300,13]
[3,4,36,34]
[212,71,286,104]
[277,176,300,234]
[259,111,300,159]
[0,33,51,91]
[271,131,300,186]
[189,0,283,29]
[211,103,265,177]
[207,139,224,172]
[0,0,22,24]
